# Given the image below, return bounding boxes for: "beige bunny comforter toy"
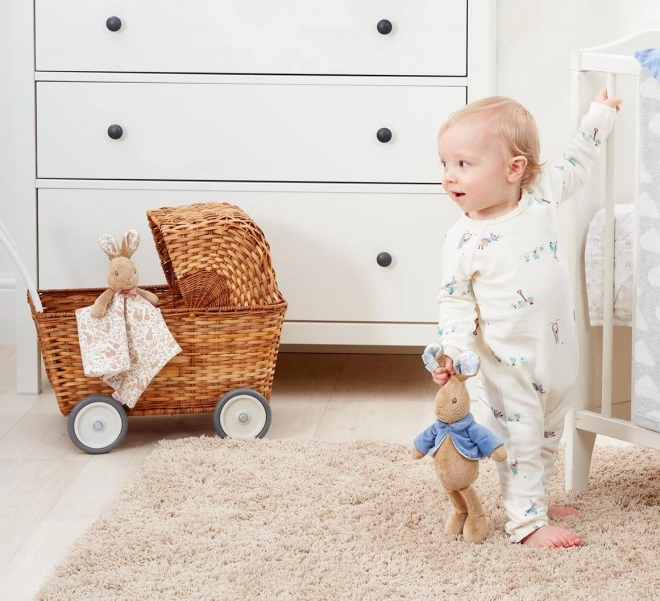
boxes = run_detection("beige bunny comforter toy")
[75,230,181,408]
[413,344,507,544]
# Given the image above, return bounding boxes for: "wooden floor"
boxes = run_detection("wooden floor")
[0,346,626,600]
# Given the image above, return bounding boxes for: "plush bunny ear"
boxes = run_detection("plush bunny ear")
[99,234,121,259]
[121,230,140,258]
[421,343,444,373]
[454,351,480,381]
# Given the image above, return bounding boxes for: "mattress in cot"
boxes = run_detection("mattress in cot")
[585,204,635,327]
[632,51,660,434]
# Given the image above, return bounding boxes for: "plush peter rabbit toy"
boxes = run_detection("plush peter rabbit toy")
[91,230,159,318]
[77,229,180,408]
[413,344,507,544]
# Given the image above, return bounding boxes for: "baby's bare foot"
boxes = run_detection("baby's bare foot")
[521,525,581,548]
[547,506,580,519]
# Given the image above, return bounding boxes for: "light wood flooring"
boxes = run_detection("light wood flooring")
[0,346,626,601]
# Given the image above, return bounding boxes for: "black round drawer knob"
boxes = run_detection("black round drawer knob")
[106,16,122,32]
[377,19,393,35]
[376,128,392,143]
[107,124,123,140]
[377,252,392,267]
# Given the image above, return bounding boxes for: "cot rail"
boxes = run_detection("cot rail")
[566,31,660,492]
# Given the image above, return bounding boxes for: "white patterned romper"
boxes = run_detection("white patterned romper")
[437,102,616,542]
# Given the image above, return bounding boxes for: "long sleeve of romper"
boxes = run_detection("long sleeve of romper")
[436,230,477,361]
[532,102,617,205]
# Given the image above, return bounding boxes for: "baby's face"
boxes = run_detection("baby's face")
[438,120,518,220]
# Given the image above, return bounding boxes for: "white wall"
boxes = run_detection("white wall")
[496,2,614,162]
[1,1,660,345]
[0,0,15,344]
[495,1,660,187]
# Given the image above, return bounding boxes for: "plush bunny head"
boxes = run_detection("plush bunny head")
[433,346,480,425]
[90,230,159,319]
[100,230,140,292]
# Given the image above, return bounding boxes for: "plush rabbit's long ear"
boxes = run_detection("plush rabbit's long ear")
[421,343,444,373]
[99,234,120,259]
[121,230,140,258]
[454,351,480,382]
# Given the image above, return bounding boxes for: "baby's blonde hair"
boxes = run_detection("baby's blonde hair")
[438,96,542,189]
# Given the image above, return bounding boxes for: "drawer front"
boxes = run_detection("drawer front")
[37,82,464,184]
[38,188,460,324]
[35,1,467,77]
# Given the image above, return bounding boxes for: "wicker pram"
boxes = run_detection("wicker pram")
[16,203,286,452]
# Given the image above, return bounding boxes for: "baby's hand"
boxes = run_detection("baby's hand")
[432,357,455,387]
[594,87,622,112]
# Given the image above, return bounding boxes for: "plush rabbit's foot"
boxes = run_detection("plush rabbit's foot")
[521,525,581,548]
[462,515,488,544]
[547,506,580,519]
[444,510,468,537]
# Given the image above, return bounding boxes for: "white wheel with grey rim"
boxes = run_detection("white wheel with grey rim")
[68,395,128,454]
[213,388,271,439]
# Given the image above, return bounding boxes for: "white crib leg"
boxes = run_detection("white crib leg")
[564,409,596,491]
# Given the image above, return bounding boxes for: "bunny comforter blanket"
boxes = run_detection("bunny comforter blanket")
[75,292,181,408]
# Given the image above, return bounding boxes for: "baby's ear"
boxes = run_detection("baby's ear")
[453,351,480,382]
[506,156,528,184]
[121,230,140,258]
[99,234,120,259]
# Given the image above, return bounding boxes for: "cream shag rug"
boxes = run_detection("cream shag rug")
[36,438,660,601]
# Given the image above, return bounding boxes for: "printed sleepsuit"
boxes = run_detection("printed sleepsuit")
[437,102,616,542]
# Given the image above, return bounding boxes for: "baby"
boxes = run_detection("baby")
[432,89,622,547]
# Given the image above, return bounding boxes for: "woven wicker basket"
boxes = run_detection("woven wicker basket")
[29,286,287,417]
[147,202,282,309]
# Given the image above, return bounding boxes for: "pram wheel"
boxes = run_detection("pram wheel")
[68,395,128,454]
[213,388,271,439]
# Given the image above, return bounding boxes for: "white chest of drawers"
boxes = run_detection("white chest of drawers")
[13,0,495,392]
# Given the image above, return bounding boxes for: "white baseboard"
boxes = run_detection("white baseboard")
[0,277,16,345]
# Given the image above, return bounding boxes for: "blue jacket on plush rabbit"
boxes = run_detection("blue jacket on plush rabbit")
[414,413,503,460]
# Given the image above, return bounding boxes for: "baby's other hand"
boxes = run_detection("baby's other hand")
[594,87,622,112]
[432,357,455,387]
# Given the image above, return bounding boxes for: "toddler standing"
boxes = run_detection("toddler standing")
[432,89,621,547]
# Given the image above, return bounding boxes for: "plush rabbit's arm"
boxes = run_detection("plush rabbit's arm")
[490,445,507,463]
[136,288,159,307]
[91,288,116,318]
[411,447,425,460]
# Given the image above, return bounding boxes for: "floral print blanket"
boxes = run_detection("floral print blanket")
[75,293,181,408]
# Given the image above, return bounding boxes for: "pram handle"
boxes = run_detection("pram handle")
[0,217,43,313]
